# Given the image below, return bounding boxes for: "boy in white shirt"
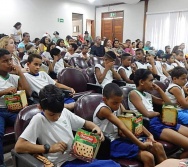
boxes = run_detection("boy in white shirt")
[24,54,75,110]
[64,43,79,61]
[15,84,121,167]
[174,50,188,69]
[79,45,90,61]
[0,49,31,167]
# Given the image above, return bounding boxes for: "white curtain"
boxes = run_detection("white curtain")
[145,11,188,54]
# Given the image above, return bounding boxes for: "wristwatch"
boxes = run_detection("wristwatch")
[44,144,50,154]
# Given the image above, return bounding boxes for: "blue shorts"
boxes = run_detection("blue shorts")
[62,159,121,167]
[149,117,181,139]
[178,109,188,125]
[64,98,75,104]
[110,138,139,159]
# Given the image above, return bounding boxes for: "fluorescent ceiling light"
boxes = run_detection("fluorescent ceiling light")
[88,0,95,3]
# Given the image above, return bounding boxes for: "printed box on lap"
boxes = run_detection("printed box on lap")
[4,90,28,112]
[118,112,143,137]
[161,104,177,126]
[71,129,101,162]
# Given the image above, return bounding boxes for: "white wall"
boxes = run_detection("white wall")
[0,0,95,41]
[148,0,188,13]
[72,20,83,36]
[96,2,145,42]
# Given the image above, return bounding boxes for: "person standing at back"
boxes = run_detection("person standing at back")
[84,31,93,44]
[10,22,22,45]
[90,36,105,57]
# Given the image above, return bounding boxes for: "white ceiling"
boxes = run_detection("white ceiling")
[70,0,141,6]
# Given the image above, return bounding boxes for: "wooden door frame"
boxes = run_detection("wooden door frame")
[101,11,124,42]
[86,19,95,39]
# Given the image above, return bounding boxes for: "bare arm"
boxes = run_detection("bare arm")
[55,82,75,94]
[95,67,109,84]
[38,44,44,53]
[129,91,159,118]
[118,68,134,83]
[111,68,121,80]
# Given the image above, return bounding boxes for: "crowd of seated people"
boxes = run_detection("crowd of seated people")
[1,26,188,167]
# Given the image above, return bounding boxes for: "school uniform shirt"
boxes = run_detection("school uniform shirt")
[42,51,53,61]
[128,90,154,112]
[0,74,19,107]
[79,53,90,60]
[24,71,55,94]
[54,58,65,74]
[134,61,148,69]
[56,46,67,53]
[117,66,136,88]
[147,61,167,82]
[165,63,176,71]
[173,61,185,68]
[64,52,79,61]
[94,64,113,88]
[93,102,120,141]
[20,109,85,167]
[165,83,185,110]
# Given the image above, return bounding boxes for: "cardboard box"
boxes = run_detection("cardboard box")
[71,129,101,162]
[118,113,143,137]
[161,105,177,126]
[4,90,28,112]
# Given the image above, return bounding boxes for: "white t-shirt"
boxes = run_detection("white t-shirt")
[42,52,53,60]
[128,90,154,112]
[94,64,113,88]
[22,54,29,60]
[173,61,185,68]
[165,83,185,110]
[117,66,135,88]
[147,61,167,82]
[0,74,19,107]
[93,102,119,141]
[54,58,65,74]
[134,61,148,69]
[24,71,55,94]
[165,63,176,72]
[64,52,79,61]
[79,53,90,60]
[20,109,85,167]
[11,27,22,42]
[56,46,67,53]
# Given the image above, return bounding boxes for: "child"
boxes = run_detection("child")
[165,67,188,125]
[50,48,70,75]
[117,53,136,87]
[93,83,167,167]
[128,69,188,158]
[64,43,79,61]
[146,51,169,82]
[94,51,121,88]
[174,50,188,69]
[79,45,90,61]
[24,54,75,110]
[15,84,121,167]
[163,54,177,73]
[134,49,148,69]
[0,49,31,166]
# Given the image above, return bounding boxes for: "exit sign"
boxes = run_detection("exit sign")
[58,18,64,23]
[110,13,116,17]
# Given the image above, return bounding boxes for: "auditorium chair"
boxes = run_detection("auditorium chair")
[121,86,180,156]
[11,104,44,167]
[74,93,143,167]
[114,57,121,71]
[88,56,103,66]
[69,57,89,69]
[57,68,103,97]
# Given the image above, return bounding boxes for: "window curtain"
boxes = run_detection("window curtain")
[145,11,188,54]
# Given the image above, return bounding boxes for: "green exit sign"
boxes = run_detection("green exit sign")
[110,13,116,17]
[58,18,64,23]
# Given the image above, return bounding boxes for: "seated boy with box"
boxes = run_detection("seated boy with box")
[15,84,121,167]
[24,53,75,110]
[0,49,31,167]
[93,83,167,167]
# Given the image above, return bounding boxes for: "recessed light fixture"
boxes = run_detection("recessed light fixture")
[88,0,95,3]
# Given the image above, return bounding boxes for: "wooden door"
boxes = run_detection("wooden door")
[101,11,124,42]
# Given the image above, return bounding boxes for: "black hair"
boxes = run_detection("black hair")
[50,48,61,58]
[136,39,140,43]
[134,69,152,87]
[13,22,21,28]
[165,45,170,50]
[136,41,144,49]
[39,84,64,113]
[40,36,49,46]
[112,40,119,48]
[81,44,88,50]
[171,66,187,79]
[26,44,34,51]
[47,42,55,52]
[0,34,8,39]
[132,42,135,45]
[0,49,10,58]
[104,51,116,60]
[103,83,123,99]
[70,43,78,51]
[136,48,144,55]
[27,54,42,63]
[23,32,29,37]
[126,39,131,43]
[66,35,72,41]
[171,46,179,54]
[121,53,131,61]
[175,50,183,55]
[165,54,173,60]
[56,39,64,47]
[34,38,40,43]
[103,38,109,47]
